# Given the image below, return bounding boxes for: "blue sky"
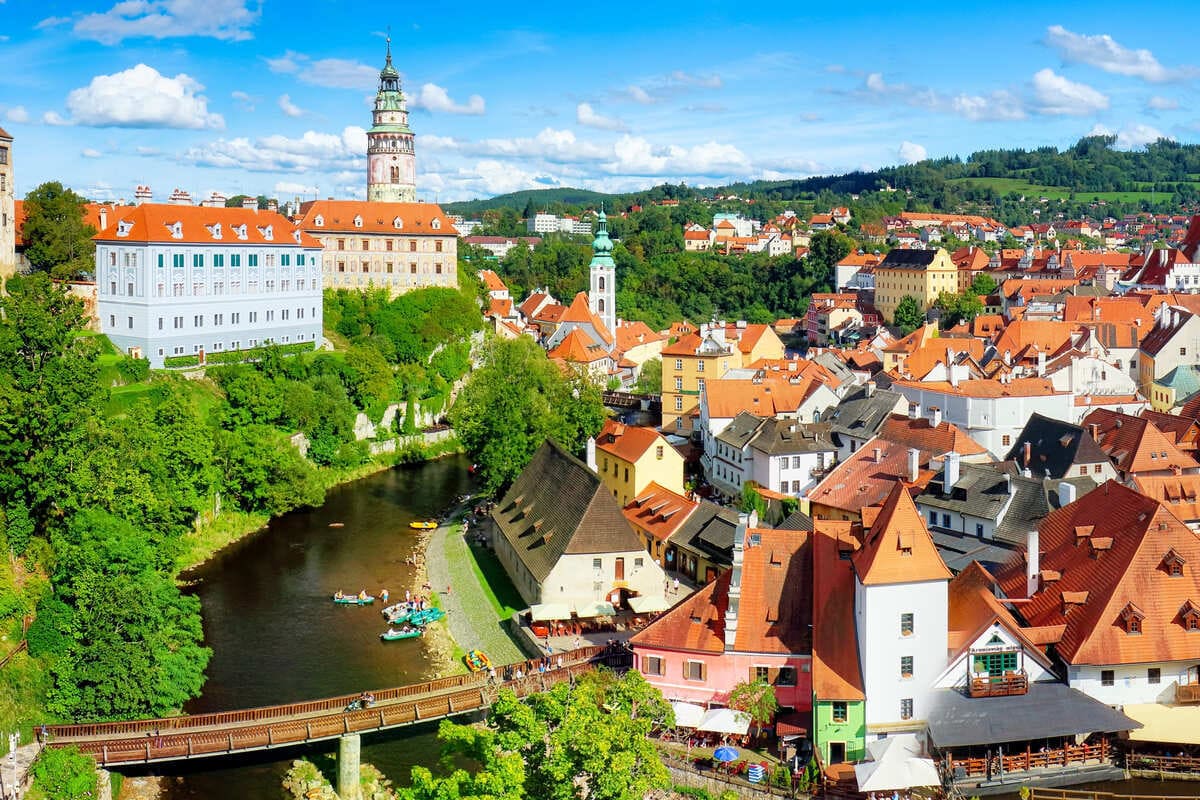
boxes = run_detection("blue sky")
[2,0,1199,203]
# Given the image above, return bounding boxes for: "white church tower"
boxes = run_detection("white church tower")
[589,208,616,343]
[366,37,417,203]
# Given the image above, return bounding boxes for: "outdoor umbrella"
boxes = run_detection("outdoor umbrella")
[712,746,739,763]
[854,733,939,793]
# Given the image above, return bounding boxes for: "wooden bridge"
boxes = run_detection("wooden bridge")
[43,645,622,767]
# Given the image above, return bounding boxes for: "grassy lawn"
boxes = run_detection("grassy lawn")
[463,539,524,620]
[947,176,1188,203]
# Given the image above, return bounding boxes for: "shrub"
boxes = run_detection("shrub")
[31,745,97,800]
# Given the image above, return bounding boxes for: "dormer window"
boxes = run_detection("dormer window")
[207,223,223,240]
[117,220,133,237]
[258,225,273,241]
[1164,549,1187,577]
[393,216,403,229]
[167,221,183,239]
[431,218,442,230]
[234,224,248,240]
[314,215,324,227]
[354,215,363,228]
[1120,602,1145,635]
[1181,600,1200,632]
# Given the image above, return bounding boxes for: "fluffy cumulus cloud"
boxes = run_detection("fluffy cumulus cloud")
[1031,69,1108,116]
[81,148,103,158]
[1088,122,1172,150]
[409,84,485,115]
[4,106,29,123]
[1044,25,1196,82]
[576,102,626,131]
[266,51,377,90]
[605,135,750,178]
[278,94,304,118]
[184,126,366,172]
[59,64,224,129]
[859,73,1026,121]
[898,141,927,164]
[67,0,261,45]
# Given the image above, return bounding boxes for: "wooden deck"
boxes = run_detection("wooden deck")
[43,645,619,766]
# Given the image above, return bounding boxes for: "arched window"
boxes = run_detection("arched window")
[599,277,605,291]
[598,299,605,313]
[390,166,400,183]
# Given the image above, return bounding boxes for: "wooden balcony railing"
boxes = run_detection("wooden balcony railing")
[1175,682,1200,704]
[969,671,1028,698]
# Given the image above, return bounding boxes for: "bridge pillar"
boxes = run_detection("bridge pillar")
[337,734,361,800]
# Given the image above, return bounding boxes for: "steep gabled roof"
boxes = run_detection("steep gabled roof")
[997,480,1200,665]
[808,438,934,514]
[827,385,906,441]
[878,413,988,460]
[491,441,643,583]
[1081,408,1199,475]
[560,291,614,346]
[623,482,697,542]
[298,199,456,236]
[1005,413,1109,479]
[812,521,865,700]
[595,420,670,464]
[547,328,609,363]
[94,204,321,247]
[947,562,1054,668]
[852,481,951,586]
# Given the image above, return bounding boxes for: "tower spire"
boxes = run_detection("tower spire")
[385,27,392,66]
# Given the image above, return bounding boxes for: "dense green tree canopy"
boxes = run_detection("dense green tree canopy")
[934,291,985,328]
[892,295,926,335]
[450,337,605,494]
[969,272,998,296]
[21,182,97,280]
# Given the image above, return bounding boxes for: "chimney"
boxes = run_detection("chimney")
[242,197,258,210]
[1059,480,1077,506]
[586,437,597,472]
[929,406,943,427]
[865,382,876,397]
[908,447,920,483]
[724,513,750,651]
[1037,350,1047,377]
[944,450,961,490]
[1089,423,1100,441]
[134,185,152,206]
[1026,529,1040,598]
[1023,441,1032,466]
[872,446,882,463]
[908,401,921,420]
[98,208,108,232]
[1004,473,1012,495]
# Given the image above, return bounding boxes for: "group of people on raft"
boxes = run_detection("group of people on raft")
[333,589,375,602]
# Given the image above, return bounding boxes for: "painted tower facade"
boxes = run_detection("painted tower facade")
[367,39,416,203]
[0,127,14,282]
[589,209,616,342]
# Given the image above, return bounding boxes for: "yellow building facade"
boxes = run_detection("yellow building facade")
[874,247,958,323]
[594,421,685,507]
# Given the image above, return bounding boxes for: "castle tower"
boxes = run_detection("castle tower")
[366,38,416,203]
[0,127,14,282]
[589,207,616,342]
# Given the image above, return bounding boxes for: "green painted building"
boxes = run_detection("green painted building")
[812,698,866,765]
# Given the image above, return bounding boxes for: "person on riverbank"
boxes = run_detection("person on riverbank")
[380,588,389,604]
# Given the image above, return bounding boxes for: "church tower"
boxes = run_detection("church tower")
[589,208,616,344]
[367,38,416,203]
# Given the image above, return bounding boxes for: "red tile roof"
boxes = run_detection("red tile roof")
[94,204,320,248]
[595,420,668,464]
[479,269,508,293]
[947,562,1055,669]
[877,413,988,459]
[1080,408,1198,475]
[630,527,812,655]
[809,439,935,516]
[547,328,609,363]
[852,481,951,586]
[891,377,1064,399]
[703,377,821,419]
[560,291,614,346]
[615,320,665,352]
[812,522,864,700]
[298,199,456,236]
[622,482,697,542]
[997,480,1200,665]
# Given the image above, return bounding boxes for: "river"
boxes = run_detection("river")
[160,455,474,799]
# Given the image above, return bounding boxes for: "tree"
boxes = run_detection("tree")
[969,272,998,296]
[934,291,983,328]
[892,295,925,335]
[729,679,779,739]
[31,745,97,800]
[217,425,325,515]
[21,182,97,280]
[450,337,605,494]
[633,358,662,395]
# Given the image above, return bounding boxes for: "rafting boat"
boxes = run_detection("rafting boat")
[408,607,446,626]
[328,522,345,528]
[409,520,437,530]
[332,594,375,605]
[464,649,490,672]
[380,628,422,641]
[386,611,411,625]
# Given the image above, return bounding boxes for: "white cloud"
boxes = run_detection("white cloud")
[410,83,485,115]
[1031,68,1108,116]
[274,180,319,196]
[898,141,927,164]
[670,70,722,89]
[70,0,261,45]
[1045,25,1195,82]
[859,72,1026,121]
[1147,95,1178,111]
[576,102,626,131]
[606,135,750,177]
[81,148,103,158]
[184,126,366,172]
[278,94,304,118]
[1087,122,1172,150]
[5,106,29,123]
[627,85,654,105]
[266,51,377,90]
[58,64,224,129]
[43,111,69,126]
[231,90,256,111]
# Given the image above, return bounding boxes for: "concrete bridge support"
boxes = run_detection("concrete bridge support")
[337,734,361,800]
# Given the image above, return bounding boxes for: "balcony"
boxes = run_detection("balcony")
[969,671,1028,698]
[1176,682,1200,704]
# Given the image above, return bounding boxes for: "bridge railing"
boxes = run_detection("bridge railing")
[53,660,599,766]
[44,645,611,742]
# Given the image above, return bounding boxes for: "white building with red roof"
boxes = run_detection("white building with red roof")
[94,204,323,367]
